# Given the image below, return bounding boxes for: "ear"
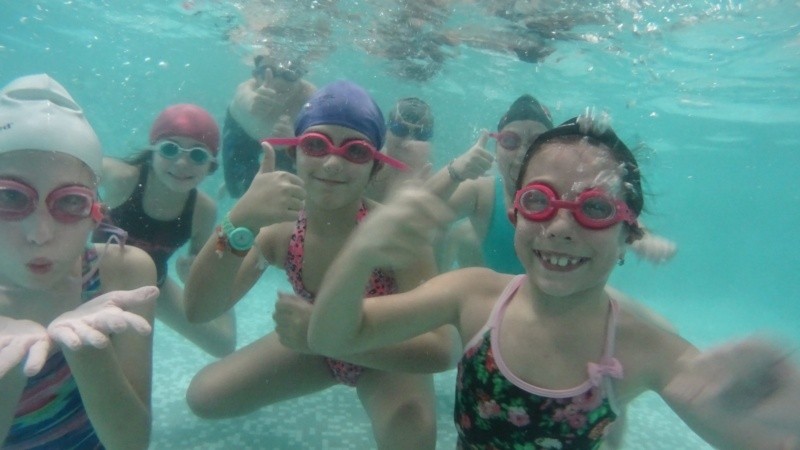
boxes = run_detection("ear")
[506,207,517,226]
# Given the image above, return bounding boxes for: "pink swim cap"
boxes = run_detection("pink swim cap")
[149,104,220,155]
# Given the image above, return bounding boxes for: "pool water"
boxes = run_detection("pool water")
[2,0,799,448]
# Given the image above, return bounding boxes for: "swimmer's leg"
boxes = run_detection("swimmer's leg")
[186,332,336,418]
[157,276,236,357]
[357,370,437,450]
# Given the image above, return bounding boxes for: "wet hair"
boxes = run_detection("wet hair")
[497,94,554,131]
[515,115,644,239]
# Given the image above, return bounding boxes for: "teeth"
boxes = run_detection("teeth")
[542,253,582,267]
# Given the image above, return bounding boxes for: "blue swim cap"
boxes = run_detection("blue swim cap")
[294,80,386,150]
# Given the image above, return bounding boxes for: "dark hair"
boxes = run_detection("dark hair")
[516,116,644,238]
[497,94,554,131]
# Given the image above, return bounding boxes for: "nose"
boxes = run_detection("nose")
[25,207,55,245]
[544,208,576,241]
[321,154,345,173]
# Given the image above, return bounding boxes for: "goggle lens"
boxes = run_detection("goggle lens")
[156,141,213,165]
[298,134,375,164]
[514,182,635,229]
[490,131,523,150]
[388,120,433,141]
[0,183,35,220]
[0,179,101,223]
[263,133,410,171]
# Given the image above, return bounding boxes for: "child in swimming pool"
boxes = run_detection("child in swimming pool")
[184,80,457,449]
[98,104,235,357]
[0,74,158,448]
[309,111,794,448]
[431,95,676,273]
[367,97,435,203]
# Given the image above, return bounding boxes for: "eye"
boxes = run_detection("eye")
[189,148,210,164]
[52,193,91,217]
[581,197,615,219]
[300,136,329,156]
[345,142,373,162]
[520,189,549,213]
[500,133,521,150]
[0,187,31,211]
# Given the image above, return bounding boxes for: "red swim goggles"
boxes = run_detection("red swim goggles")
[513,182,637,230]
[0,178,104,224]
[264,132,409,170]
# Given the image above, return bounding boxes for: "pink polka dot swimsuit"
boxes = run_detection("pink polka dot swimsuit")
[285,202,397,386]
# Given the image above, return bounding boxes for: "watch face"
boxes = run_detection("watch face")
[229,228,254,251]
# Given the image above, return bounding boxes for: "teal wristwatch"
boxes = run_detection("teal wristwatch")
[221,212,255,253]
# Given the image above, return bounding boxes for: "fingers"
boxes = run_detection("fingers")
[22,339,50,377]
[475,129,490,148]
[107,286,160,309]
[0,340,28,378]
[49,324,109,351]
[260,141,276,174]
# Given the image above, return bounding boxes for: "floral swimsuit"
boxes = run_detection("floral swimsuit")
[455,275,622,449]
[285,202,397,386]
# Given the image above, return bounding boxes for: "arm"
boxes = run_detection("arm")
[184,143,305,323]
[648,333,797,449]
[309,188,461,359]
[665,337,800,436]
[329,238,461,372]
[57,244,157,450]
[176,193,217,283]
[423,132,493,205]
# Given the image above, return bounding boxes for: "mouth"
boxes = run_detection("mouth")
[314,177,346,186]
[534,250,588,272]
[27,258,54,275]
[168,172,196,181]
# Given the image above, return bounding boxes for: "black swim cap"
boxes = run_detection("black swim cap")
[497,94,554,131]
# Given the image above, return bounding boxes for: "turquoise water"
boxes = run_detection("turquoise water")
[2,0,799,448]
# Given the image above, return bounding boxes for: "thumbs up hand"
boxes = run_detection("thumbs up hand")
[229,141,305,230]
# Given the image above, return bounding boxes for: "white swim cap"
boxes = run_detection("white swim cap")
[0,74,102,177]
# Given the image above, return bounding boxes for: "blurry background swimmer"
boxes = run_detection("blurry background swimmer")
[367,97,436,202]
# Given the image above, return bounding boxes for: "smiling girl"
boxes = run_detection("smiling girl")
[309,112,793,449]
[98,104,235,357]
[184,80,457,449]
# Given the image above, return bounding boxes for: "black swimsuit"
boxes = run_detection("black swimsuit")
[95,164,196,285]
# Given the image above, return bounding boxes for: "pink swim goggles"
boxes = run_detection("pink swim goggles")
[513,182,637,230]
[264,132,409,170]
[489,130,524,150]
[0,178,104,223]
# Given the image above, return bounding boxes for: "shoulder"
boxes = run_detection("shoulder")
[101,158,140,207]
[93,243,157,291]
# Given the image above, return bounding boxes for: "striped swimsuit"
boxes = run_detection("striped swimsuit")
[3,249,104,450]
